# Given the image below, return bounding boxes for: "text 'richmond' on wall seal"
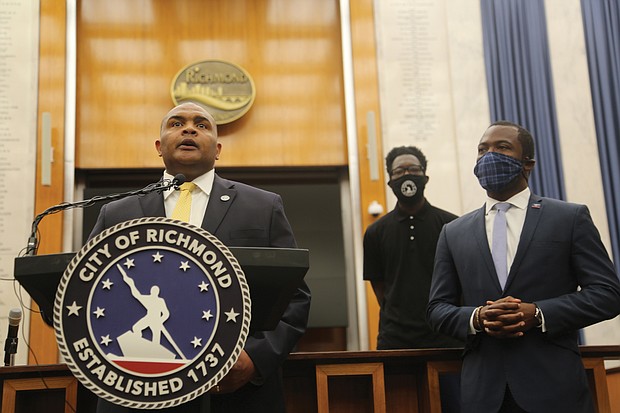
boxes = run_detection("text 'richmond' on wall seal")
[171,60,256,125]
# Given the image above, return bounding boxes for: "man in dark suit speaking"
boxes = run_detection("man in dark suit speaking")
[91,102,311,413]
[427,120,620,413]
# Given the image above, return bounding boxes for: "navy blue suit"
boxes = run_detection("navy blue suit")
[91,174,311,413]
[427,195,620,413]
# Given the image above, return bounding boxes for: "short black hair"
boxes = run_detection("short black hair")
[385,146,428,176]
[490,120,535,160]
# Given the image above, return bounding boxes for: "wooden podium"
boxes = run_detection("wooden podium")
[0,346,618,412]
[0,364,95,413]
[282,346,620,413]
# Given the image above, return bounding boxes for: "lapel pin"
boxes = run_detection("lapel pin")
[531,203,541,209]
[220,195,231,202]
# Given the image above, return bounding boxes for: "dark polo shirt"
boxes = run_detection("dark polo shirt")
[363,200,463,349]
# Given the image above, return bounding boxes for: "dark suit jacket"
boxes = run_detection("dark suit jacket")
[427,194,620,413]
[91,174,311,413]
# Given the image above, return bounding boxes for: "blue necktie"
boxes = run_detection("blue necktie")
[492,202,511,289]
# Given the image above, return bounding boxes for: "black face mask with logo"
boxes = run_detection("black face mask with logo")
[388,175,427,206]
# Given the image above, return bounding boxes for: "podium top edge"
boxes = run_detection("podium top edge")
[15,247,310,270]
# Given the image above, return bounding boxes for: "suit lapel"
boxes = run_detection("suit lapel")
[203,175,236,234]
[504,194,543,291]
[138,190,166,217]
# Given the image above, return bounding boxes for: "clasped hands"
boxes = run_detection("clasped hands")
[475,296,538,338]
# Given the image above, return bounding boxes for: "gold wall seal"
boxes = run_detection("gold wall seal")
[171,60,256,125]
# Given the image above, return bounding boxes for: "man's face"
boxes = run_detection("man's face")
[390,154,425,180]
[475,124,535,197]
[156,103,221,178]
[476,125,523,161]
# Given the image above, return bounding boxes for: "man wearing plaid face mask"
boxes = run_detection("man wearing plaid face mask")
[474,150,527,193]
[427,120,620,413]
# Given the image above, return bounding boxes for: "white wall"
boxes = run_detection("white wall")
[374,0,489,216]
[0,0,41,365]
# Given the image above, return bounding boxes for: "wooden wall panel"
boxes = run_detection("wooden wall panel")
[29,0,67,364]
[349,0,386,350]
[608,368,620,413]
[76,0,347,169]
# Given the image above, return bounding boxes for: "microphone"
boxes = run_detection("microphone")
[172,173,186,189]
[25,174,187,256]
[4,308,22,367]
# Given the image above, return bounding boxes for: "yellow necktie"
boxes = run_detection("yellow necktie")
[171,182,196,222]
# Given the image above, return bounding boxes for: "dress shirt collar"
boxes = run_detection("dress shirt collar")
[162,169,215,200]
[484,187,531,215]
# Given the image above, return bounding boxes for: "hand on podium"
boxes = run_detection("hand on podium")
[211,350,257,394]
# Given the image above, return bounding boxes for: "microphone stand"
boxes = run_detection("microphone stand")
[3,336,18,367]
[25,174,185,256]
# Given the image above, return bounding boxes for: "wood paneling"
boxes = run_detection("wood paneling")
[76,0,347,169]
[1,350,618,412]
[349,0,386,350]
[583,359,612,413]
[1,376,77,413]
[316,363,385,413]
[29,0,67,365]
[284,346,620,413]
[607,367,620,413]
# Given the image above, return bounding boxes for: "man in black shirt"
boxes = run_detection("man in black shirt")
[364,145,463,349]
[363,146,462,412]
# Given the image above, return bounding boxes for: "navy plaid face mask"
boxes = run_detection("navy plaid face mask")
[474,151,523,192]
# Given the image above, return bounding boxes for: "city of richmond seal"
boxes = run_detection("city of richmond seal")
[54,217,251,409]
